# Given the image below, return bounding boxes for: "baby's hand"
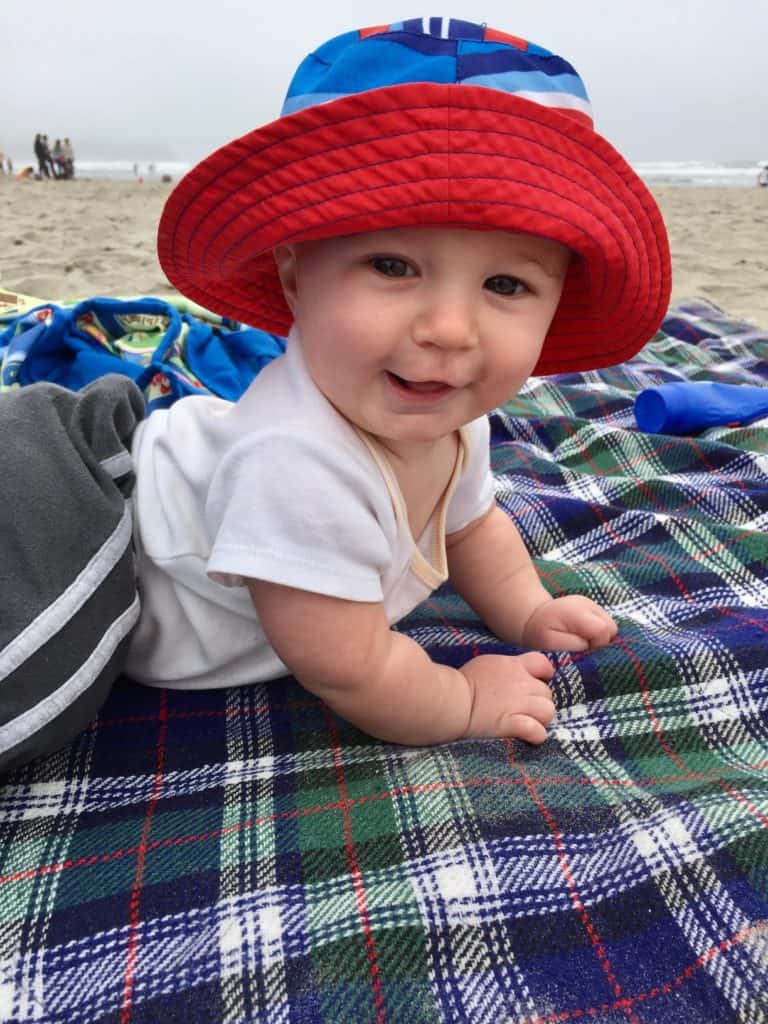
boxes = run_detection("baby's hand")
[461,652,555,743]
[522,595,617,652]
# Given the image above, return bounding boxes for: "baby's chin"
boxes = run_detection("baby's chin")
[365,414,471,452]
[326,388,477,448]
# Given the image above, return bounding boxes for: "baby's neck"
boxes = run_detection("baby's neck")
[373,431,460,544]
[374,433,453,468]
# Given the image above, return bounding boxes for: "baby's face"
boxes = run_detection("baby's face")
[274,226,569,454]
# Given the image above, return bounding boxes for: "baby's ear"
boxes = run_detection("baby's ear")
[273,245,298,312]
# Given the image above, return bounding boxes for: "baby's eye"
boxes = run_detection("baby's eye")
[370,256,414,278]
[485,275,527,297]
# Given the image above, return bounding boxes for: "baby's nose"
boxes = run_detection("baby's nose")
[413,296,478,350]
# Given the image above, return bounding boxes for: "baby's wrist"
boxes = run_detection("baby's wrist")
[517,594,555,645]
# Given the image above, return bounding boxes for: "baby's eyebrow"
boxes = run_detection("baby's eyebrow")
[511,253,570,279]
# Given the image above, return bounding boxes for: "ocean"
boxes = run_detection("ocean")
[67,159,193,182]
[11,158,765,187]
[633,160,765,187]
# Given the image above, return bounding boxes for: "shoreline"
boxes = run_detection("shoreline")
[1,178,766,330]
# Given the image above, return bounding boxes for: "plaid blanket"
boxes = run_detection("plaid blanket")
[1,299,767,1024]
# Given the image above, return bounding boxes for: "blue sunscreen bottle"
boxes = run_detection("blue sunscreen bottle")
[634,381,768,435]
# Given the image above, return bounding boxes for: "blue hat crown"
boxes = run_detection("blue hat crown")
[282,16,593,126]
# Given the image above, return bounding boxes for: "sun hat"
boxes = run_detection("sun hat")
[158,16,671,374]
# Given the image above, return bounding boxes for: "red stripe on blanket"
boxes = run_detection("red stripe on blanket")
[120,690,169,1023]
[507,743,642,1024]
[326,706,388,1023]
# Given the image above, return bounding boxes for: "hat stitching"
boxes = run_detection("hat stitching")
[168,177,660,355]
[173,105,615,214]
[174,118,655,295]
[214,195,646,337]
[168,92,643,256]
[214,185,620,311]
[215,162,632,264]
[190,157,648,335]
[177,170,658,343]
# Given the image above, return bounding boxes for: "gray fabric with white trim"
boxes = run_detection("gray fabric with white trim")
[0,374,145,772]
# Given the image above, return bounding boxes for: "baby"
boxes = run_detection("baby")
[0,17,671,770]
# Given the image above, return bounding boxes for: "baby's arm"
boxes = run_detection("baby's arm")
[248,579,555,745]
[447,504,617,650]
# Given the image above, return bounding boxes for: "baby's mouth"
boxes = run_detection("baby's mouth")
[388,372,452,394]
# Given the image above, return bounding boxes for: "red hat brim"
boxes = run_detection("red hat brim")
[158,83,671,375]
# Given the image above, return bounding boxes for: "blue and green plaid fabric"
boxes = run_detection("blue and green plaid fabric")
[1,299,767,1023]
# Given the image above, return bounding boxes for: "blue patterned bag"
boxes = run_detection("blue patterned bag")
[0,295,286,412]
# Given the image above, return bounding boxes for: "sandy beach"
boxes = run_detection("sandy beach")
[1,176,767,329]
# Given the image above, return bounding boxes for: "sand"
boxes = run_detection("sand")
[653,185,768,329]
[0,178,177,306]
[1,176,767,329]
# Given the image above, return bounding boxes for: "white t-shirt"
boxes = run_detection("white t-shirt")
[125,331,496,689]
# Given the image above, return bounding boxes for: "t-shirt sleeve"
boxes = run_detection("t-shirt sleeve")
[445,414,497,536]
[204,431,392,602]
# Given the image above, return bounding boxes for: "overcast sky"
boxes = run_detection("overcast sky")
[3,0,767,165]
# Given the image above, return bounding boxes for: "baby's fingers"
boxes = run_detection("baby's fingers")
[582,610,618,650]
[499,712,550,745]
[500,695,555,742]
[518,651,555,681]
[548,606,617,651]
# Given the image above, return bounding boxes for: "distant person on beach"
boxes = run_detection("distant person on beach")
[41,136,56,178]
[758,163,768,187]
[51,139,65,178]
[62,137,75,178]
[33,134,49,178]
[0,16,671,770]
